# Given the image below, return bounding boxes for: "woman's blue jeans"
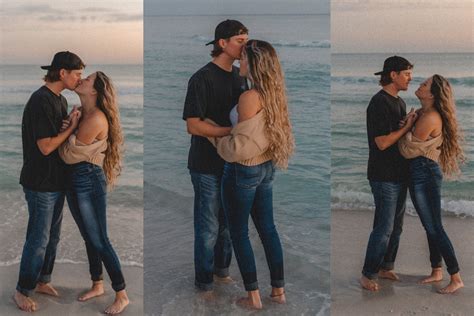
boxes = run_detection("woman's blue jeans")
[222,161,284,291]
[409,156,460,275]
[67,162,126,291]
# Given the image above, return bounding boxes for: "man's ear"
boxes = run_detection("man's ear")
[218,38,227,50]
[59,69,66,80]
[390,71,397,81]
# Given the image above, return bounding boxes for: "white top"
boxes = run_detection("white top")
[229,104,239,127]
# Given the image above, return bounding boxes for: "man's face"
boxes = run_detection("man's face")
[391,69,412,91]
[221,34,248,60]
[61,69,83,90]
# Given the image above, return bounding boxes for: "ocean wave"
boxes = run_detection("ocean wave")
[190,35,331,48]
[332,190,474,218]
[332,76,474,87]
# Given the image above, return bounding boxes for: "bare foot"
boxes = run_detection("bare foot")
[236,296,262,310]
[198,290,216,301]
[213,274,234,284]
[270,287,286,304]
[360,276,379,291]
[104,290,129,315]
[36,282,59,297]
[418,268,443,284]
[78,281,104,301]
[378,269,400,281]
[438,273,464,294]
[13,291,37,312]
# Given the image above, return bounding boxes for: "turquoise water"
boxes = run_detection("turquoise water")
[144,14,331,315]
[0,64,143,266]
[332,53,474,218]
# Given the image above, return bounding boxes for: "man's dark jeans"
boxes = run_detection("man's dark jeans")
[362,180,407,279]
[17,189,65,297]
[190,171,232,291]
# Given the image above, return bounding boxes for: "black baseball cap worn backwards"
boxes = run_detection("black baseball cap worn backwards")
[41,51,84,70]
[374,56,413,75]
[205,20,247,46]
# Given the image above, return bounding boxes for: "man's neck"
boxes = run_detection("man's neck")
[44,82,64,96]
[212,54,235,72]
[382,84,399,98]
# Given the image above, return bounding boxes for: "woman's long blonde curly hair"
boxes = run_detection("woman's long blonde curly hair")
[94,71,123,187]
[431,74,465,177]
[244,39,294,169]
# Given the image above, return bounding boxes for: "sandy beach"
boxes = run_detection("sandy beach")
[331,209,474,316]
[0,264,143,315]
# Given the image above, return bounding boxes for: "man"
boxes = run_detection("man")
[14,51,85,312]
[183,20,249,292]
[360,56,417,291]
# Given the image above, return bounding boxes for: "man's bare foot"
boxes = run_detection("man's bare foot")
[104,290,129,315]
[237,290,262,310]
[35,282,59,297]
[378,269,400,281]
[360,276,379,291]
[13,291,37,312]
[198,290,216,301]
[418,268,443,284]
[270,287,286,304]
[213,274,234,284]
[438,273,464,294]
[78,281,104,301]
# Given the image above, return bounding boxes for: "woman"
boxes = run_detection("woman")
[399,74,465,294]
[59,71,129,314]
[208,39,294,309]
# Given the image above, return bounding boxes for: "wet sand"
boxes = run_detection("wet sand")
[0,263,143,315]
[331,209,474,316]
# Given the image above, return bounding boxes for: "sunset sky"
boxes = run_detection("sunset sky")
[332,0,473,53]
[0,1,143,64]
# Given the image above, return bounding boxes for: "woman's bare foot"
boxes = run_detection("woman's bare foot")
[213,274,234,284]
[360,276,379,291]
[378,269,399,281]
[438,273,464,294]
[104,290,129,315]
[78,281,104,301]
[418,268,443,284]
[35,282,59,296]
[13,291,37,312]
[236,290,262,310]
[270,287,286,304]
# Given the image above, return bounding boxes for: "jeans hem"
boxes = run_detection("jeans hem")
[16,284,34,297]
[195,280,213,291]
[431,263,443,269]
[214,267,229,278]
[362,270,377,280]
[112,282,126,292]
[92,274,104,282]
[380,262,395,271]
[244,281,258,291]
[271,279,285,289]
[38,274,51,284]
[448,267,460,276]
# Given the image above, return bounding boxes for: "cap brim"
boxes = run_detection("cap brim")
[374,71,383,75]
[41,65,52,70]
[205,40,216,46]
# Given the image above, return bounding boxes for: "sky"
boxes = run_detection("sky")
[144,0,329,16]
[0,1,143,64]
[332,0,473,53]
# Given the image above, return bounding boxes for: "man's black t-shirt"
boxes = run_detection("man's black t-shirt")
[366,89,409,182]
[20,86,68,191]
[183,62,247,174]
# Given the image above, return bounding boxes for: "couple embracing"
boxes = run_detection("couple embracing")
[183,20,294,309]
[361,56,465,294]
[14,51,129,314]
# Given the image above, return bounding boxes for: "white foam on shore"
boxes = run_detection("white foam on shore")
[332,189,474,218]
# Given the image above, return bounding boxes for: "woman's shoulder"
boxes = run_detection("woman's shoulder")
[238,89,261,120]
[418,110,442,126]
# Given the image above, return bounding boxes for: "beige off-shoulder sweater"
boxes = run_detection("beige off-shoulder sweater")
[59,134,107,167]
[398,131,442,162]
[207,110,272,166]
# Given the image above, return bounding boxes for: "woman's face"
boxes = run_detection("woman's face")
[74,72,97,96]
[239,50,249,78]
[415,76,433,101]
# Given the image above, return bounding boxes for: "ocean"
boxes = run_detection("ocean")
[0,64,144,267]
[144,14,331,315]
[331,53,474,218]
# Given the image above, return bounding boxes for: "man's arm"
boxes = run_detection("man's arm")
[186,118,231,137]
[375,112,417,151]
[37,111,81,156]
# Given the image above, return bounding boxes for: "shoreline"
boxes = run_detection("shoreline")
[331,208,474,315]
[0,263,143,315]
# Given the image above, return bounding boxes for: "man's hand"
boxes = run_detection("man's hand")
[60,106,82,132]
[398,107,417,128]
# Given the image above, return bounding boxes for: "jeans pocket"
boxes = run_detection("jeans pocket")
[235,164,261,189]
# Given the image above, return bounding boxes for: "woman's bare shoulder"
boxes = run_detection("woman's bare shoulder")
[238,90,261,121]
